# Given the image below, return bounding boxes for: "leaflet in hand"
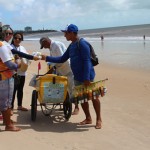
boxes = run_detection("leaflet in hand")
[32,52,42,59]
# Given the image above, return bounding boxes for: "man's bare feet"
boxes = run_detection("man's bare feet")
[5,125,21,132]
[95,120,102,129]
[72,108,79,115]
[79,119,92,125]
[3,119,16,125]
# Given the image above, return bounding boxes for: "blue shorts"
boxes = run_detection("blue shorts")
[0,77,14,111]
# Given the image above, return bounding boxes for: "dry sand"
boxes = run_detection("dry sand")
[0,42,150,150]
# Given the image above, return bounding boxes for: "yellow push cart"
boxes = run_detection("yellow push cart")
[31,73,72,121]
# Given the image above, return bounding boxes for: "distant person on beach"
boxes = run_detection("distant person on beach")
[11,32,30,112]
[39,36,75,110]
[100,35,104,41]
[41,24,102,129]
[143,35,145,40]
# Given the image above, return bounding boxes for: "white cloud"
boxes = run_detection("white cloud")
[0,0,150,30]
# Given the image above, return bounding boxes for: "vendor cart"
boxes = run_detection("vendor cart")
[31,73,72,121]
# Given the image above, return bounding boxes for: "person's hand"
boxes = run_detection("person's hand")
[33,56,40,61]
[41,55,46,60]
[14,54,20,60]
[84,80,91,86]
[15,59,21,68]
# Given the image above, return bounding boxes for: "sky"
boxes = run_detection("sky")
[0,0,150,31]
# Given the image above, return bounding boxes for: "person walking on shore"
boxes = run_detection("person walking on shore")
[41,24,102,129]
[100,34,104,41]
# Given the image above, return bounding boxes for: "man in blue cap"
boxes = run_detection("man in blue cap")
[41,24,102,129]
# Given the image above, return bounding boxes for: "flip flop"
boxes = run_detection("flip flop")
[95,121,102,129]
[5,126,21,132]
[79,119,92,125]
[72,108,79,115]
[17,107,28,111]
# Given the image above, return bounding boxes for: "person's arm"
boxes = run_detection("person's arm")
[11,49,39,60]
[11,49,33,59]
[80,40,92,83]
[4,60,20,70]
[41,49,69,63]
[0,45,21,70]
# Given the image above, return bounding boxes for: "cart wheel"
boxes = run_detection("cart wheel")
[63,93,72,120]
[31,90,37,121]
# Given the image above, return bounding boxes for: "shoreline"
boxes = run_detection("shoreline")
[21,40,150,73]
[24,24,150,38]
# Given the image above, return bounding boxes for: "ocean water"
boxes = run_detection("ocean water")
[89,37,150,71]
[24,25,150,71]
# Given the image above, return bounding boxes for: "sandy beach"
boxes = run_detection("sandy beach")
[0,41,150,150]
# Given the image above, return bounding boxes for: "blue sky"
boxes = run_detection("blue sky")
[0,0,150,31]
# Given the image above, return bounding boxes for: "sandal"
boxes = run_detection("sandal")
[17,106,28,111]
[79,119,92,125]
[95,121,102,129]
[5,125,21,132]
[72,108,79,115]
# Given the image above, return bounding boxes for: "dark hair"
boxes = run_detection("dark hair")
[11,32,24,44]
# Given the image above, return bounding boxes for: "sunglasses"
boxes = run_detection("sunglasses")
[14,37,22,41]
[5,32,13,35]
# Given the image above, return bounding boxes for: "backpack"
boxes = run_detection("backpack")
[77,38,99,66]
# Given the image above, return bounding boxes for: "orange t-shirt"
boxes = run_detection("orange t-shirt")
[0,41,14,80]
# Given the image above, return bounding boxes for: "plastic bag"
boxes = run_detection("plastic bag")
[29,74,37,87]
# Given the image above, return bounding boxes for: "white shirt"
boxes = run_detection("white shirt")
[11,44,28,76]
[49,40,72,76]
[0,41,14,62]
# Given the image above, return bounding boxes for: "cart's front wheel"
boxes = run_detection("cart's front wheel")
[63,93,72,120]
[31,90,37,121]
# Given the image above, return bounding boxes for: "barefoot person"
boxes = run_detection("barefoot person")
[41,24,102,129]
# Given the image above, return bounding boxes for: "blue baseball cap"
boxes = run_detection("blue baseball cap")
[61,24,78,33]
